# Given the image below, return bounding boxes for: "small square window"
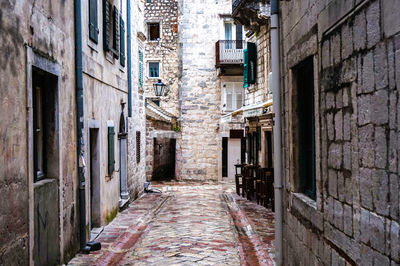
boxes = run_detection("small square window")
[149,62,160,78]
[148,23,160,41]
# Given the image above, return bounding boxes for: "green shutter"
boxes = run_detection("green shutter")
[257,127,261,151]
[247,42,257,84]
[120,15,125,67]
[139,50,143,88]
[89,0,99,43]
[243,48,249,88]
[112,7,120,58]
[108,126,115,175]
[103,0,111,51]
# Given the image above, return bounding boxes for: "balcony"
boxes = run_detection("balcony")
[232,0,270,31]
[232,0,244,16]
[215,40,246,66]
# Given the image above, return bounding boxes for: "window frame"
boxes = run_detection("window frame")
[147,61,160,79]
[291,56,316,200]
[148,22,161,41]
[222,82,244,112]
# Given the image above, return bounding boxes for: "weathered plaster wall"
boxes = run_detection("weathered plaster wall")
[81,0,129,227]
[0,0,78,264]
[279,0,400,264]
[178,0,232,180]
[144,0,179,117]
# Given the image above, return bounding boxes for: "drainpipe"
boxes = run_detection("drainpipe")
[271,0,283,265]
[127,0,132,117]
[74,0,90,253]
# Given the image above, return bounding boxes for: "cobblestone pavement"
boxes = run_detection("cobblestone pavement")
[68,179,275,265]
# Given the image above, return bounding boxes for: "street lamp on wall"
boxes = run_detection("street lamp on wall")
[153,79,167,97]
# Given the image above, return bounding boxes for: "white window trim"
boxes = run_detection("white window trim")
[222,82,244,112]
[146,59,162,79]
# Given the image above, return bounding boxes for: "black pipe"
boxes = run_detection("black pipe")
[74,0,89,253]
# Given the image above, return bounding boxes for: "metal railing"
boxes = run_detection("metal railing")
[232,0,244,15]
[216,40,246,65]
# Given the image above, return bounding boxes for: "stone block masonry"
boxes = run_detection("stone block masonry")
[280,0,400,264]
[178,0,232,180]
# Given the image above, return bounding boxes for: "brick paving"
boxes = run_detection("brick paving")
[67,179,275,265]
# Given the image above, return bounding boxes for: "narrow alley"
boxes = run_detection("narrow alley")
[1,0,400,265]
[68,180,275,265]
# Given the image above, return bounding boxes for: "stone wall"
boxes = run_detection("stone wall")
[145,118,173,180]
[245,25,272,106]
[144,0,179,117]
[279,0,400,264]
[82,0,129,227]
[178,0,232,180]
[127,0,147,203]
[0,1,78,264]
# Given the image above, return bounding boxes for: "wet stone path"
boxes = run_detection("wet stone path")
[68,180,275,265]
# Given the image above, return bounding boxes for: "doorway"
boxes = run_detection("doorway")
[152,138,176,180]
[89,128,101,232]
[228,139,241,178]
[264,131,273,168]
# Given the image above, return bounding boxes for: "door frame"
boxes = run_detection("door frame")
[88,120,101,230]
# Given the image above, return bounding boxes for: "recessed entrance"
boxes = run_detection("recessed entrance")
[89,127,101,231]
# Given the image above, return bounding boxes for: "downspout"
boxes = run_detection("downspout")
[74,0,90,253]
[271,0,283,265]
[127,0,132,117]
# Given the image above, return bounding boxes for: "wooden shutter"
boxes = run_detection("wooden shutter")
[120,14,125,66]
[257,127,261,151]
[136,131,141,163]
[89,0,99,43]
[139,50,143,87]
[243,48,249,88]
[108,126,115,175]
[247,42,257,84]
[241,137,246,164]
[103,0,111,51]
[113,6,120,58]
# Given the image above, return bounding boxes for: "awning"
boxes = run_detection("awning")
[220,99,273,123]
[242,99,273,118]
[146,101,176,123]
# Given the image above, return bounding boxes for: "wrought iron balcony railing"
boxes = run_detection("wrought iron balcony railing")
[215,40,247,66]
[232,0,244,15]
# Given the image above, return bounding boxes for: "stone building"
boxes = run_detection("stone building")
[143,0,179,181]
[276,0,400,264]
[230,2,274,170]
[0,1,78,264]
[127,0,147,202]
[0,0,146,264]
[179,0,243,180]
[82,0,146,237]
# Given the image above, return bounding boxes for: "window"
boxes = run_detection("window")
[294,56,316,200]
[32,67,57,182]
[108,125,115,175]
[136,131,141,163]
[89,0,99,43]
[148,23,160,41]
[139,49,144,87]
[244,42,257,88]
[103,0,120,58]
[119,14,125,66]
[223,82,244,111]
[148,62,160,78]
